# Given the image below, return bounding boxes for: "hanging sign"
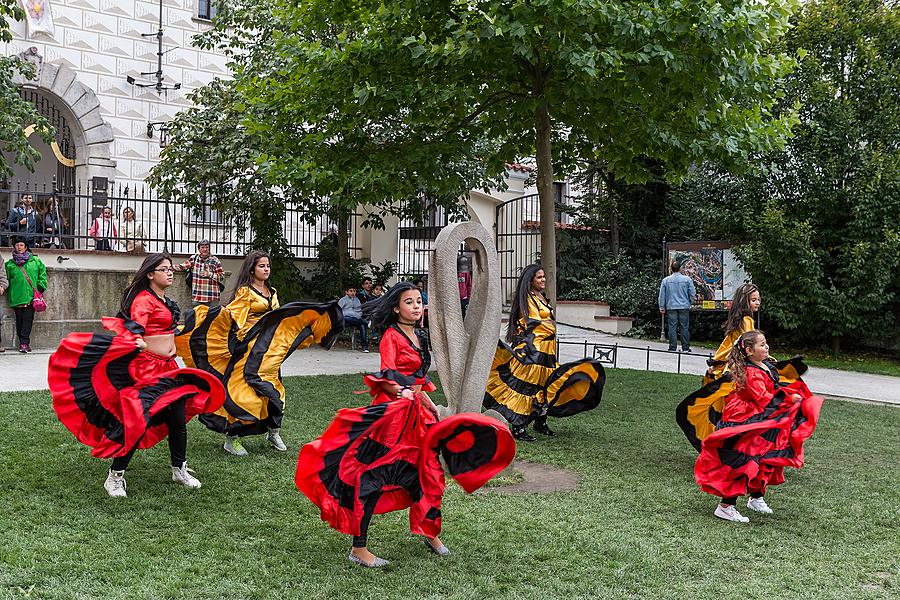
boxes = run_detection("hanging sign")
[21,0,55,38]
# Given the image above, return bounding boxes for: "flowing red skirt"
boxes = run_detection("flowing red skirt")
[694,380,823,498]
[49,332,225,458]
[295,398,515,537]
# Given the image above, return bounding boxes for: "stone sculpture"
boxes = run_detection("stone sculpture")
[428,222,505,421]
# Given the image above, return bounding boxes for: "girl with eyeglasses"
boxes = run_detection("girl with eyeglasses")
[48,253,225,498]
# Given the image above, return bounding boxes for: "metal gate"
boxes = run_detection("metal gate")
[494,193,580,304]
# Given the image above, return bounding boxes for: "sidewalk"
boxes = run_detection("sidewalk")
[1,330,898,406]
[554,323,900,405]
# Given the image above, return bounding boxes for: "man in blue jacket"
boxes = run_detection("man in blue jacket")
[6,194,41,247]
[658,260,696,352]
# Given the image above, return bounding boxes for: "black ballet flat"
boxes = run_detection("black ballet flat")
[512,428,537,442]
[533,421,556,437]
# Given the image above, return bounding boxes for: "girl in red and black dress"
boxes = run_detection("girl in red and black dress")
[49,254,224,498]
[694,330,823,523]
[296,282,515,568]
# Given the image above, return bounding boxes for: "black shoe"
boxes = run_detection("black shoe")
[533,420,556,437]
[512,428,536,442]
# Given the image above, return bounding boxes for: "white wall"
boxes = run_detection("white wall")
[2,0,225,187]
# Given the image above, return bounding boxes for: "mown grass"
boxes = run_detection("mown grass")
[1,371,898,599]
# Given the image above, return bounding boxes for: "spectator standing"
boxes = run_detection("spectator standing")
[4,237,47,353]
[88,206,118,251]
[658,260,696,352]
[0,249,7,352]
[358,277,374,303]
[338,285,369,352]
[6,193,41,247]
[42,198,66,248]
[118,206,145,254]
[174,240,225,307]
[457,256,472,317]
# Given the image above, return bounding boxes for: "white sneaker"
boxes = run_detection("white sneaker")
[171,462,201,489]
[104,469,127,498]
[224,435,249,456]
[714,504,750,523]
[747,496,774,514]
[266,428,287,452]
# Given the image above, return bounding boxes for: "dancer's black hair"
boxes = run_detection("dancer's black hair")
[506,263,544,343]
[362,281,421,331]
[724,283,760,335]
[120,253,173,312]
[228,250,272,303]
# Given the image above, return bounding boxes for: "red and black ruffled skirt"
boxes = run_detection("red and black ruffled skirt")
[296,397,515,537]
[49,328,225,458]
[694,380,823,498]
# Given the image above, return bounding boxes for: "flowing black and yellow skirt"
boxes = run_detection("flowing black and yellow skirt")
[482,340,606,429]
[675,356,808,451]
[176,301,343,437]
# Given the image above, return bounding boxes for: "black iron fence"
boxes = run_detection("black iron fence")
[495,193,580,304]
[558,339,712,374]
[0,179,362,259]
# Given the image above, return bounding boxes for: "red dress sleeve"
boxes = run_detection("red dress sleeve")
[723,367,775,423]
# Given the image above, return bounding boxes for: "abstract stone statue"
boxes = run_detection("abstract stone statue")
[428,222,504,421]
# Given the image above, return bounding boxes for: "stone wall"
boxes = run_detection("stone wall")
[1,266,196,350]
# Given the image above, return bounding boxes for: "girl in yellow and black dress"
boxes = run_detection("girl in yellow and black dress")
[177,250,342,456]
[676,284,808,450]
[483,264,605,441]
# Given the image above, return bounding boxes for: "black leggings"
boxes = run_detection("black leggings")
[351,493,382,548]
[13,305,35,345]
[721,491,764,506]
[111,400,187,471]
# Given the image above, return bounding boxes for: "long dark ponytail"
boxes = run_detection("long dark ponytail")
[506,263,543,343]
[120,253,172,313]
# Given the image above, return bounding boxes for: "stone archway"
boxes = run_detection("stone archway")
[13,47,116,183]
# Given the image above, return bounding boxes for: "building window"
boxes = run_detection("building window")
[197,0,217,21]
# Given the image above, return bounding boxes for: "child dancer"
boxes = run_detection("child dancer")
[49,254,225,497]
[296,282,515,568]
[676,283,806,450]
[694,330,822,522]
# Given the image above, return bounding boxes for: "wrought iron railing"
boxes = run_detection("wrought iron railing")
[0,178,361,259]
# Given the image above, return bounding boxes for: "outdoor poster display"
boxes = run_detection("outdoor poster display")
[665,241,750,310]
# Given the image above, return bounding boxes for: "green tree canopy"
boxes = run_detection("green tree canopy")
[0,0,53,179]
[694,0,900,351]
[156,0,800,302]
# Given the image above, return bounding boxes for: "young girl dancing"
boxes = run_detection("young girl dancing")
[694,330,823,522]
[676,283,809,450]
[296,282,515,568]
[49,254,225,497]
[177,250,343,455]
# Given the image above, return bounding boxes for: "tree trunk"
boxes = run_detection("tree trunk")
[337,208,350,275]
[831,334,841,357]
[609,202,620,255]
[534,92,557,306]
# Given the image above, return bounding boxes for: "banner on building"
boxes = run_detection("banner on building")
[21,0,55,38]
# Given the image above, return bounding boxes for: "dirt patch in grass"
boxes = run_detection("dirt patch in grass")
[479,459,580,495]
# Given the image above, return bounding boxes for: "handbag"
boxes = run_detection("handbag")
[18,265,47,312]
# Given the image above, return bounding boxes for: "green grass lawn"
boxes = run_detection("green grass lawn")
[1,371,898,599]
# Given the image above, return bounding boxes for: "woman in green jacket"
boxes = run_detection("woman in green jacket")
[5,237,47,353]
